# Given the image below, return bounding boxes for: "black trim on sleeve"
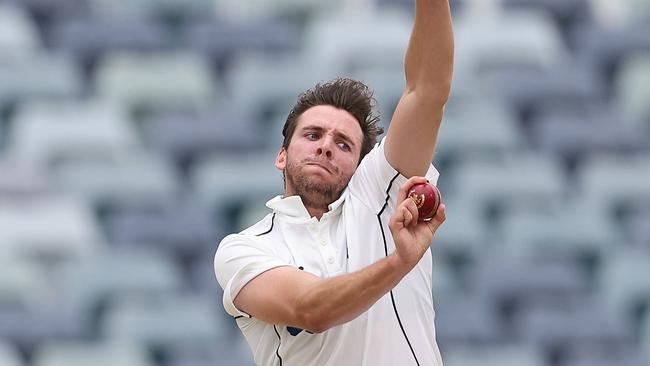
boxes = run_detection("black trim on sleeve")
[377,172,421,366]
[255,213,276,237]
[273,325,284,366]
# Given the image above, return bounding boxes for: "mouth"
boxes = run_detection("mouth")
[305,162,333,174]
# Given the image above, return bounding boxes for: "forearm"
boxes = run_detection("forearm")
[296,254,411,333]
[404,0,454,101]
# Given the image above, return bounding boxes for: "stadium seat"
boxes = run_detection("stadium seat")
[578,154,650,214]
[598,248,650,322]
[225,53,332,124]
[514,299,633,354]
[571,23,650,91]
[34,341,152,366]
[443,344,545,366]
[453,8,567,95]
[483,62,605,122]
[104,198,218,256]
[448,153,566,216]
[182,20,300,72]
[0,159,51,197]
[7,98,138,165]
[50,153,181,209]
[59,247,184,336]
[434,292,505,348]
[0,53,82,108]
[102,293,230,348]
[531,106,648,165]
[94,51,216,112]
[0,3,40,60]
[0,195,103,262]
[498,201,619,263]
[0,343,22,366]
[49,19,171,71]
[213,0,325,22]
[191,151,283,211]
[301,11,412,76]
[140,106,262,168]
[615,54,650,127]
[88,0,216,22]
[436,97,524,163]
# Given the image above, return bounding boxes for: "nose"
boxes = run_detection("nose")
[316,136,334,158]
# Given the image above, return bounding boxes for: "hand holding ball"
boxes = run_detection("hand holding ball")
[407,183,442,221]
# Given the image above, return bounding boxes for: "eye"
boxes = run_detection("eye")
[338,142,351,152]
[305,132,319,140]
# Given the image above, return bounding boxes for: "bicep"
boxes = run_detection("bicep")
[234,266,322,328]
[384,90,444,178]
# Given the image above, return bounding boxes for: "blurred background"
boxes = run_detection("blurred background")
[0,0,649,365]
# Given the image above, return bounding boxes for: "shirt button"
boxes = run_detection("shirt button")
[320,241,327,246]
[327,257,334,264]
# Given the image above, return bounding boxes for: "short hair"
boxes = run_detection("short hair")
[281,77,384,162]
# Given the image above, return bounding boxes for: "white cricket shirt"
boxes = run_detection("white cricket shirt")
[214,138,442,366]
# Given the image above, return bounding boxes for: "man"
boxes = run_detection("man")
[214,1,453,365]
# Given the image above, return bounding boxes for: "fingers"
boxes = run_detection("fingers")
[427,203,447,233]
[397,176,429,204]
[390,196,420,229]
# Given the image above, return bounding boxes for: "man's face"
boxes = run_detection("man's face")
[275,105,364,209]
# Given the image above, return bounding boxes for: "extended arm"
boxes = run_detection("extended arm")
[385,0,454,177]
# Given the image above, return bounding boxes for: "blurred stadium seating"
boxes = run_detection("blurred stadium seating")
[0,0,649,365]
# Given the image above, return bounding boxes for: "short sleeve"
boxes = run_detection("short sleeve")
[214,234,292,318]
[347,137,440,213]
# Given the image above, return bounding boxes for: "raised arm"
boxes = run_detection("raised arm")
[384,0,454,177]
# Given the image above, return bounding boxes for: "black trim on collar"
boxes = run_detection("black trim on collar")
[255,213,276,237]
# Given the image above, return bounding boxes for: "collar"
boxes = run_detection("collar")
[266,188,348,219]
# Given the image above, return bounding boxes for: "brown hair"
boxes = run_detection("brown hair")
[281,77,384,162]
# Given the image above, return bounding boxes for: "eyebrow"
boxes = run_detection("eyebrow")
[301,125,358,148]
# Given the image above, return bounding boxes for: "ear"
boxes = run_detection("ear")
[275,147,287,171]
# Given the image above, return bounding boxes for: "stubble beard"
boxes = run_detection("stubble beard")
[284,157,347,210]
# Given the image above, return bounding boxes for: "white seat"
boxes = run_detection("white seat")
[590,0,650,26]
[191,151,283,212]
[95,51,216,110]
[0,159,51,197]
[437,97,524,162]
[89,0,215,21]
[0,195,103,262]
[8,99,138,165]
[213,0,330,22]
[598,247,650,319]
[499,200,618,262]
[453,8,567,96]
[449,153,566,213]
[102,293,229,347]
[444,345,545,366]
[0,53,82,105]
[0,342,23,366]
[615,54,650,127]
[60,247,183,324]
[578,154,650,213]
[51,153,180,208]
[0,257,52,310]
[0,3,40,60]
[225,53,331,123]
[301,10,412,76]
[34,341,152,366]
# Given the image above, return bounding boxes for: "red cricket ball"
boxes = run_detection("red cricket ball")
[408,182,442,221]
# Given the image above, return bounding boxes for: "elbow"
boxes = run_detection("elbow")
[299,309,332,334]
[405,78,453,107]
[295,303,334,334]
